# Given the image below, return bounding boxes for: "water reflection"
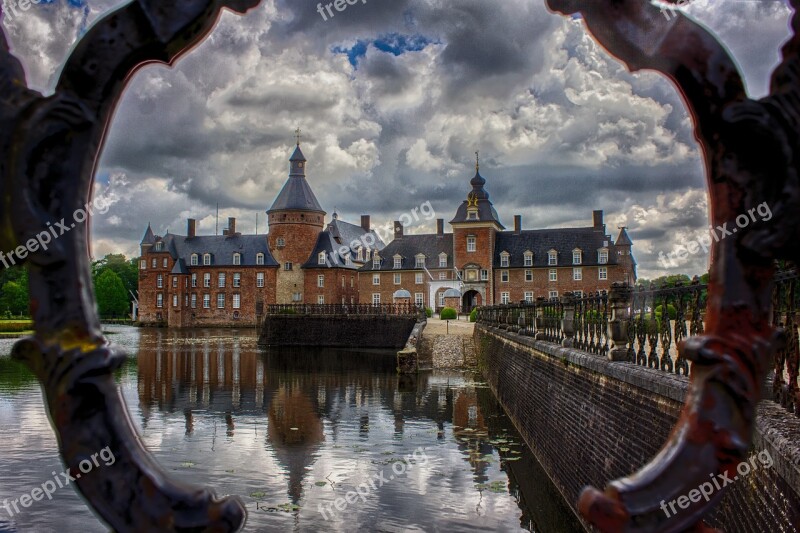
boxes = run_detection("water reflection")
[0,328,582,532]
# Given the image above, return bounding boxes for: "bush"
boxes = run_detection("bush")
[440,307,457,320]
[654,303,678,320]
[469,308,478,322]
[425,307,433,318]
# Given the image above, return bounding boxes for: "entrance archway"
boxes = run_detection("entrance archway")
[462,290,481,312]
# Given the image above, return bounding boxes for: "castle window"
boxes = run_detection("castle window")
[467,236,476,252]
[203,273,211,288]
[191,254,198,266]
[501,270,509,282]
[357,249,363,262]
[191,294,197,309]
[549,269,557,282]
[155,242,163,252]
[156,274,163,288]
[501,292,510,304]
[416,273,424,284]
[373,257,381,269]
[284,262,293,271]
[394,273,402,285]
[394,257,402,269]
[573,250,582,265]
[500,252,510,267]
[163,258,168,268]
[415,255,426,269]
[156,293,163,308]
[525,291,534,303]
[217,294,225,309]
[152,259,156,268]
[548,251,558,265]
[439,272,447,280]
[481,269,489,281]
[573,267,583,281]
[318,295,325,305]
[318,275,325,288]
[318,252,327,265]
[172,277,177,288]
[218,273,226,288]
[372,293,381,306]
[373,274,381,286]
[276,238,286,248]
[599,267,608,280]
[524,252,533,267]
[525,270,533,282]
[598,249,609,264]
[140,260,146,269]
[233,253,241,266]
[232,294,241,309]
[439,254,448,268]
[172,295,178,308]
[415,293,424,306]
[549,290,558,299]
[256,253,265,266]
[203,294,210,308]
[233,273,241,288]
[292,293,302,302]
[257,273,265,288]
[203,254,211,266]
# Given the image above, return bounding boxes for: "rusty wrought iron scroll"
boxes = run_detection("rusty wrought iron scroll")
[0,1,261,531]
[546,0,799,531]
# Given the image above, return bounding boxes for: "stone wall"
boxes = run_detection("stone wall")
[259,315,418,348]
[475,324,800,532]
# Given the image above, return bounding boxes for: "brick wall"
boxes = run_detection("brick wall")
[303,267,360,305]
[492,265,628,303]
[268,212,323,304]
[474,325,800,532]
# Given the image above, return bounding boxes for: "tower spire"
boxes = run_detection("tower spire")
[475,150,480,172]
[295,127,302,146]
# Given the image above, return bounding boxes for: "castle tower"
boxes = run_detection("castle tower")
[614,227,637,285]
[268,134,326,304]
[450,153,504,308]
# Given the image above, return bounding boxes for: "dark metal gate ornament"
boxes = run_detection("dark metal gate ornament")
[0,1,261,531]
[547,0,799,531]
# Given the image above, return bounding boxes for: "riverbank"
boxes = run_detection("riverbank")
[418,318,477,369]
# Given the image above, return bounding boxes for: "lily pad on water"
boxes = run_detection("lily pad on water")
[504,456,522,462]
[315,481,328,487]
[476,481,506,493]
[179,461,196,468]
[250,491,267,499]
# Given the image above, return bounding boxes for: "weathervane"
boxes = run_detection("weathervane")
[475,150,480,172]
[295,127,302,146]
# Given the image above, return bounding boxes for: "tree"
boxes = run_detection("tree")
[92,253,138,308]
[94,270,129,318]
[0,280,28,316]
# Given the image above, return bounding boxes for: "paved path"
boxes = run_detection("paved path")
[424,318,475,336]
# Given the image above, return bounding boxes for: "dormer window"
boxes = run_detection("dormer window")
[366,249,372,261]
[357,248,363,262]
[439,253,447,268]
[573,249,582,265]
[346,254,353,266]
[500,252,510,268]
[233,253,241,266]
[394,256,402,269]
[155,242,164,252]
[524,251,533,267]
[598,249,609,264]
[373,255,381,269]
[318,252,327,265]
[548,250,558,266]
[256,253,265,266]
[190,254,198,266]
[203,253,211,266]
[415,255,426,269]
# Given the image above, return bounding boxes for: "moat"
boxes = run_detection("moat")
[0,326,580,532]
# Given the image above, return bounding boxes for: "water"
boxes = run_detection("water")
[0,326,582,532]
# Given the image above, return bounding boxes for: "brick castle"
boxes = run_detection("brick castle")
[137,142,635,327]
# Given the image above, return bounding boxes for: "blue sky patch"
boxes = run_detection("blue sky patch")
[333,33,438,68]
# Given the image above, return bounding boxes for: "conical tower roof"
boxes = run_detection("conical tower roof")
[268,140,325,214]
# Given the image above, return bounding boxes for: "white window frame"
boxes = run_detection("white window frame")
[218,273,226,288]
[439,254,447,268]
[573,267,583,281]
[394,257,402,269]
[203,294,210,309]
[191,294,197,308]
[394,273,402,285]
[162,258,168,268]
[372,293,381,306]
[373,274,381,285]
[500,253,509,267]
[415,255,426,269]
[256,253,265,266]
[415,293,424,306]
[318,275,325,288]
[467,236,476,252]
[257,272,265,288]
[191,274,197,288]
[276,238,286,248]
[232,253,241,266]
[318,295,325,305]
[438,272,447,280]
[525,269,533,282]
[190,254,198,266]
[524,253,533,267]
[203,273,211,288]
[233,273,241,288]
[415,273,424,284]
[318,252,327,265]
[501,270,509,282]
[549,290,559,299]
[573,250,582,265]
[501,292,510,304]
[232,294,241,309]
[599,267,608,280]
[217,293,225,309]
[524,291,534,303]
[548,251,557,266]
[156,274,163,288]
[140,260,146,269]
[480,269,489,281]
[156,293,163,308]
[549,269,557,282]
[598,249,609,264]
[203,254,211,266]
[172,295,178,308]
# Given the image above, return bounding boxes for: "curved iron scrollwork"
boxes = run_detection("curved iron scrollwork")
[547,0,799,531]
[0,1,261,531]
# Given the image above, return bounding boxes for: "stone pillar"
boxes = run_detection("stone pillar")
[397,348,418,374]
[608,282,633,361]
[561,292,576,348]
[517,304,528,335]
[535,297,547,340]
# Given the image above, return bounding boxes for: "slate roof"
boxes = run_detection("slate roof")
[268,175,324,213]
[616,227,633,246]
[361,233,455,272]
[449,170,504,227]
[302,218,386,270]
[171,258,189,275]
[152,232,279,267]
[141,224,156,245]
[494,228,617,268]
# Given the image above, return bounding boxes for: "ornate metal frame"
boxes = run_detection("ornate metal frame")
[0,0,797,531]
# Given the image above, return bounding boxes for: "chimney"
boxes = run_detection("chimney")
[361,215,371,232]
[228,217,236,235]
[394,221,403,240]
[593,210,605,231]
[187,219,196,238]
[514,215,522,235]
[437,219,444,237]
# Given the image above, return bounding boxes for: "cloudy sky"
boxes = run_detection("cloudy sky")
[1,0,794,278]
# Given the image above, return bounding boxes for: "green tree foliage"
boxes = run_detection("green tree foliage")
[0,266,29,317]
[94,269,130,318]
[440,307,457,320]
[469,308,478,322]
[92,253,138,310]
